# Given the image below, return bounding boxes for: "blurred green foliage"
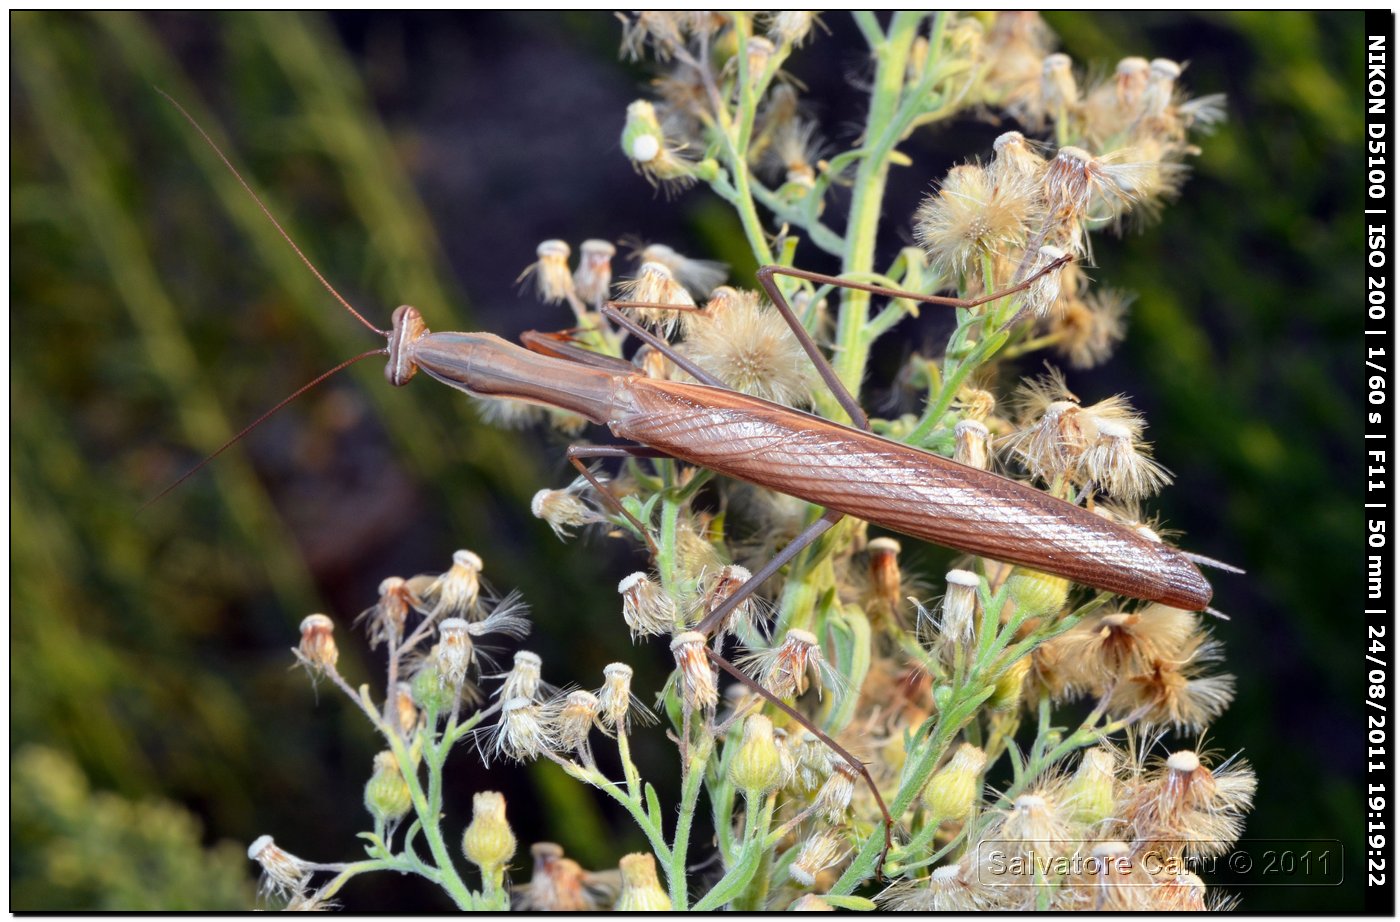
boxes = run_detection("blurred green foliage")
[11,746,254,910]
[10,11,1366,910]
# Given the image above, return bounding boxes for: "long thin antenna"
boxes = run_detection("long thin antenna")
[141,347,387,511]
[154,87,387,338]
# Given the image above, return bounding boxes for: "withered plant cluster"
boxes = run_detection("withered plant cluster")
[249,12,1250,912]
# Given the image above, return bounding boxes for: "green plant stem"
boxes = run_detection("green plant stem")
[833,14,921,399]
[669,736,714,910]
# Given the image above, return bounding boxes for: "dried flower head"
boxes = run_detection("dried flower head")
[359,577,416,649]
[937,569,982,649]
[1022,245,1070,319]
[573,239,616,307]
[617,571,676,640]
[865,536,905,619]
[418,549,485,621]
[879,861,992,912]
[486,697,556,764]
[435,618,477,689]
[296,613,338,674]
[615,260,696,335]
[695,564,761,639]
[638,243,728,298]
[518,239,576,304]
[740,628,844,699]
[991,130,1048,187]
[1078,416,1172,500]
[247,835,311,899]
[789,828,849,887]
[813,756,859,821]
[1040,52,1080,116]
[554,690,602,755]
[517,843,616,912]
[496,650,551,703]
[766,11,818,47]
[670,631,718,712]
[532,474,605,539]
[953,419,991,470]
[597,662,657,733]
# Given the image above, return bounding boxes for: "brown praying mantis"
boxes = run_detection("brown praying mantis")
[156,90,1217,866]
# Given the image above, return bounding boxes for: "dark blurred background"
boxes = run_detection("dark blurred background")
[10,11,1365,910]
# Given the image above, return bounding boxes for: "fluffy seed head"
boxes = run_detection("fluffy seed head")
[1080,417,1172,500]
[915,162,1036,279]
[682,289,813,406]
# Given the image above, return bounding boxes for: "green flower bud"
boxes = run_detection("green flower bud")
[411,656,453,714]
[462,791,516,875]
[988,655,1031,711]
[729,714,783,797]
[921,743,988,821]
[1064,747,1118,827]
[1005,567,1071,617]
[622,100,665,164]
[615,853,671,911]
[364,751,412,824]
